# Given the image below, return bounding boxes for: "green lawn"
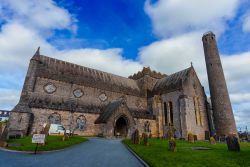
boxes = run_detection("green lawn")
[7,135,88,151]
[123,138,250,167]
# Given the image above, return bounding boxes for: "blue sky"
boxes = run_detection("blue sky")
[0,0,250,129]
[51,0,156,59]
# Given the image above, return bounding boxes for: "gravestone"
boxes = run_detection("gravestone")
[169,137,176,152]
[194,135,198,141]
[131,129,140,144]
[205,131,210,140]
[209,137,216,145]
[142,133,149,146]
[41,123,51,135]
[226,135,240,152]
[188,133,194,143]
[62,130,70,141]
[167,127,174,140]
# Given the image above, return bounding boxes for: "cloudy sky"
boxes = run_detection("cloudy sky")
[0,0,249,130]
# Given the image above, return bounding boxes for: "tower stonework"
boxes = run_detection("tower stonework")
[202,32,237,136]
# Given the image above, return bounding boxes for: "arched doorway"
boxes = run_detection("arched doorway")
[114,116,128,137]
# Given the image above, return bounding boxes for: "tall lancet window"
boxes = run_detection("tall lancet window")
[169,102,174,126]
[193,97,201,125]
[164,102,168,125]
[198,97,203,126]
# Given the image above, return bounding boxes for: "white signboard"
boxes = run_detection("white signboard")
[32,134,45,144]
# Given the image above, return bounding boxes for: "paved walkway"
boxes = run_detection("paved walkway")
[0,138,144,167]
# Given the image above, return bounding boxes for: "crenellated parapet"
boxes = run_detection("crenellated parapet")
[129,67,167,80]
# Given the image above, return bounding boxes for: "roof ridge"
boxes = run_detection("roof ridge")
[166,66,192,78]
[35,55,137,82]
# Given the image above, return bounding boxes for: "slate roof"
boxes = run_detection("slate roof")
[95,99,155,124]
[153,67,193,93]
[32,54,141,96]
[95,100,124,124]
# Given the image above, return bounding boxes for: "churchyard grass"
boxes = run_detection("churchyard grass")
[6,135,88,151]
[123,138,250,167]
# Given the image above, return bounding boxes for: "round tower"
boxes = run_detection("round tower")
[202,32,237,136]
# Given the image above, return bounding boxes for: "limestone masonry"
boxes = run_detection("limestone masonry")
[7,32,237,140]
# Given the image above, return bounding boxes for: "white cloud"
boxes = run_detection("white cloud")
[0,88,20,110]
[139,31,250,129]
[0,22,142,85]
[139,31,208,88]
[230,93,250,104]
[139,30,250,95]
[0,0,74,31]
[233,102,250,128]
[242,10,250,32]
[145,0,240,37]
[0,23,55,73]
[143,0,250,128]
[0,0,143,110]
[59,49,142,77]
[222,51,250,93]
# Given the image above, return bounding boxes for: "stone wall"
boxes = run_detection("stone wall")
[31,108,102,136]
[182,70,209,140]
[8,111,32,136]
[33,77,147,111]
[135,118,157,137]
[159,70,210,140]
[161,90,182,132]
[31,107,156,138]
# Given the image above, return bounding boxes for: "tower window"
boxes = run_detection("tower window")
[164,102,168,125]
[199,111,203,126]
[193,97,202,126]
[169,101,174,126]
[194,97,199,125]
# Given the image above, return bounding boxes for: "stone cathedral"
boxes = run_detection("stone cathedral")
[7,32,237,140]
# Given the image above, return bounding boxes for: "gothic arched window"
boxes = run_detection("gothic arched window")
[76,115,87,131]
[169,101,174,126]
[48,112,61,124]
[164,102,168,125]
[193,97,201,126]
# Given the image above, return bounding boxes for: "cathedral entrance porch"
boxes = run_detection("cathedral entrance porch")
[114,116,128,138]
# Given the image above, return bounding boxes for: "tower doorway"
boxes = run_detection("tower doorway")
[114,116,128,137]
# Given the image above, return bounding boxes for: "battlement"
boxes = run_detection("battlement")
[202,31,216,42]
[129,67,167,80]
